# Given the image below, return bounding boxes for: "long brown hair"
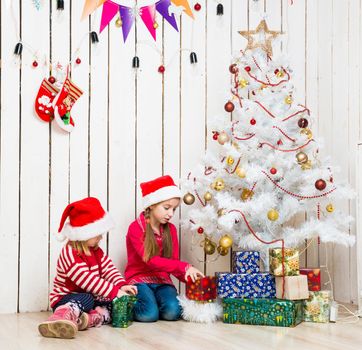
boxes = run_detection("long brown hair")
[143,207,173,262]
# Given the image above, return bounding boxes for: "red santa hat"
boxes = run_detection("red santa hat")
[57,197,114,241]
[140,175,181,209]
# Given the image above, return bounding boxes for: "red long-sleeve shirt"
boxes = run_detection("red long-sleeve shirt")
[124,213,190,285]
[50,244,127,308]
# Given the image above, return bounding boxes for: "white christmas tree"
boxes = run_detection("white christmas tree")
[182,20,355,260]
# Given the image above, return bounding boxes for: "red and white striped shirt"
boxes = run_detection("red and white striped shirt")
[50,244,127,308]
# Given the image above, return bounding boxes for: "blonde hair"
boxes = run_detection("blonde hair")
[143,207,173,262]
[68,240,98,256]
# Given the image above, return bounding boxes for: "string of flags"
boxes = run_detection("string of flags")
[82,0,194,43]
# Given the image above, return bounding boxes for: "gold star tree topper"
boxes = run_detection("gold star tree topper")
[238,20,282,56]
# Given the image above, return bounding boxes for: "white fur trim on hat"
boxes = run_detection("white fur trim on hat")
[58,212,115,241]
[142,185,181,209]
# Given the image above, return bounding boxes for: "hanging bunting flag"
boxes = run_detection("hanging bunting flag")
[100,0,119,33]
[156,0,178,32]
[119,5,135,43]
[170,0,194,19]
[139,4,157,40]
[81,0,106,20]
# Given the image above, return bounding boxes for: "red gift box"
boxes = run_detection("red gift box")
[299,268,321,291]
[186,276,217,302]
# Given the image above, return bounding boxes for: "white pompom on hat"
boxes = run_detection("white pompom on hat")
[57,197,114,241]
[140,175,181,209]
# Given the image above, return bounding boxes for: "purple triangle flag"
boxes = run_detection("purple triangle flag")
[100,0,120,33]
[119,5,135,43]
[156,0,178,32]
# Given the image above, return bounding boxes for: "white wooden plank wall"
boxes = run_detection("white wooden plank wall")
[0,0,360,313]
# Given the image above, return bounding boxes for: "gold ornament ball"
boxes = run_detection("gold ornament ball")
[241,188,254,201]
[204,191,213,202]
[217,245,229,256]
[235,167,246,178]
[267,209,279,221]
[212,178,225,191]
[183,193,195,205]
[239,79,249,88]
[285,95,293,104]
[226,156,234,165]
[276,70,285,78]
[204,240,216,255]
[115,17,122,27]
[326,203,334,213]
[300,128,313,139]
[219,234,233,249]
[296,151,308,164]
[153,22,159,29]
[217,132,230,145]
[217,208,226,216]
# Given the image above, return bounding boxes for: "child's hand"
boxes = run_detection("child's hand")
[118,285,138,297]
[185,266,204,283]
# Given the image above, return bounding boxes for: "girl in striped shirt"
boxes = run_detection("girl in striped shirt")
[38,197,137,339]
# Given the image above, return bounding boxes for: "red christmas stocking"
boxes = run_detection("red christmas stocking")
[53,76,83,133]
[34,78,60,122]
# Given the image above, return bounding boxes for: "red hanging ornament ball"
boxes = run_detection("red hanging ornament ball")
[270,167,277,175]
[224,101,235,112]
[194,3,201,11]
[298,118,309,128]
[277,139,283,146]
[315,179,327,191]
[250,118,256,125]
[158,65,165,73]
[245,66,251,72]
[32,60,38,68]
[274,69,279,75]
[197,227,204,234]
[75,58,81,64]
[212,132,219,140]
[201,278,210,288]
[229,64,238,74]
[48,76,56,84]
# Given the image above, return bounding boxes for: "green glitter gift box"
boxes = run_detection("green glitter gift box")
[222,298,304,327]
[111,295,137,328]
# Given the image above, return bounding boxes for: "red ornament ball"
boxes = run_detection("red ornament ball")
[197,227,204,234]
[194,3,201,11]
[270,168,277,175]
[315,179,327,191]
[224,101,235,113]
[298,118,309,128]
[201,278,210,288]
[48,76,56,84]
[75,58,81,64]
[32,60,38,68]
[245,66,251,72]
[158,65,165,73]
[277,139,283,146]
[212,132,219,140]
[229,64,238,74]
[250,118,256,125]
[274,69,279,74]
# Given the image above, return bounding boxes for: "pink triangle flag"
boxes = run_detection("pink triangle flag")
[100,0,120,33]
[140,4,157,41]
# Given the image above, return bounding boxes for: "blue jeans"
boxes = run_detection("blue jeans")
[134,283,181,322]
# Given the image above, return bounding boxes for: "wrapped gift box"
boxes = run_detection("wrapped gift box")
[232,251,260,274]
[269,248,300,276]
[303,291,331,323]
[223,298,303,327]
[111,295,137,328]
[275,275,309,300]
[217,272,275,299]
[300,268,321,291]
[186,276,217,302]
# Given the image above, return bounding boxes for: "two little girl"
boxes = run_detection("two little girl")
[39,175,203,339]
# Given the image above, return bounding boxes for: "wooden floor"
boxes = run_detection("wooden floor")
[1,311,361,350]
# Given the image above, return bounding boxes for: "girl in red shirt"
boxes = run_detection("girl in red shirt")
[38,197,137,338]
[125,175,204,322]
